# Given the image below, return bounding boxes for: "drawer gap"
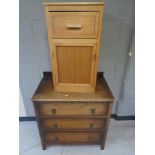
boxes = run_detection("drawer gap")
[39,115,109,119]
[48,11,99,12]
[44,129,104,132]
[46,142,101,145]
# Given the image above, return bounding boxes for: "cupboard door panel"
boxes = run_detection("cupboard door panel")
[51,40,97,92]
[57,46,92,84]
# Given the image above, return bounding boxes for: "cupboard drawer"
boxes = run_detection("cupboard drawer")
[38,102,109,116]
[49,12,99,38]
[41,118,106,129]
[45,132,102,143]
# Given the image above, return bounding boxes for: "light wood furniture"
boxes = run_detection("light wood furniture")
[32,72,114,150]
[44,2,104,92]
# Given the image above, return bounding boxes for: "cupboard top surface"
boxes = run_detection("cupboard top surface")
[43,2,105,6]
[32,72,114,102]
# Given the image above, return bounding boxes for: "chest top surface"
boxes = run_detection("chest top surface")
[43,2,104,12]
[32,72,114,102]
[43,2,105,5]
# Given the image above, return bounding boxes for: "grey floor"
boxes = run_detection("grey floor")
[19,119,135,155]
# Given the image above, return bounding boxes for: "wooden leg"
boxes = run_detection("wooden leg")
[100,144,105,150]
[33,102,46,150]
[101,103,113,150]
[41,141,46,150]
[42,144,46,150]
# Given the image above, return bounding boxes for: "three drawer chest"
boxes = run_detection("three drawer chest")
[32,72,114,150]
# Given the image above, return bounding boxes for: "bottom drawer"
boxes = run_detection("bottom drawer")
[45,132,102,144]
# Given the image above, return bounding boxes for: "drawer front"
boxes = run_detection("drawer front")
[45,132,102,143]
[41,118,106,129]
[38,102,109,116]
[49,12,99,38]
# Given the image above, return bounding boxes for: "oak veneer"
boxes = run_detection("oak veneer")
[32,72,114,150]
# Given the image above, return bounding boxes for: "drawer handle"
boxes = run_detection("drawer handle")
[51,108,56,114]
[53,123,58,128]
[90,108,96,114]
[89,123,94,128]
[66,24,82,29]
[88,136,92,140]
[55,137,59,141]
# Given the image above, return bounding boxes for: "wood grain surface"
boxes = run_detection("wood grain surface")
[32,73,114,102]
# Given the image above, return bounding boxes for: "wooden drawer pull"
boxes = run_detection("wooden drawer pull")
[89,123,94,128]
[55,137,59,141]
[51,108,56,114]
[66,24,82,29]
[88,136,92,140]
[90,108,96,114]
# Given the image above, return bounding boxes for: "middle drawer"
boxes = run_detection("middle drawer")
[38,102,109,116]
[41,118,106,130]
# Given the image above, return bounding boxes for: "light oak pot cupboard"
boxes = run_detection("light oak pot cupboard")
[44,2,104,93]
[32,2,114,151]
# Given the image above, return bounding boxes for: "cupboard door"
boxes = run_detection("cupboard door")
[50,40,97,92]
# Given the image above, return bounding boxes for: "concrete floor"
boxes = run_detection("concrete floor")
[19,119,135,155]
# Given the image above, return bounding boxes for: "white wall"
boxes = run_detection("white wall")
[19,88,26,117]
[116,34,135,116]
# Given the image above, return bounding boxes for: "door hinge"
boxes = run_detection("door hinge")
[52,52,54,58]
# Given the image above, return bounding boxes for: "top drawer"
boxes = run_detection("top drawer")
[37,102,109,116]
[48,12,100,38]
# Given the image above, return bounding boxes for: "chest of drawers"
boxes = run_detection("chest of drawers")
[43,2,104,93]
[32,72,114,150]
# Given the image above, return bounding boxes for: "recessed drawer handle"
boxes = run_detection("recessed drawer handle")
[53,123,58,128]
[90,108,96,114]
[66,24,82,29]
[89,123,94,128]
[51,108,56,114]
